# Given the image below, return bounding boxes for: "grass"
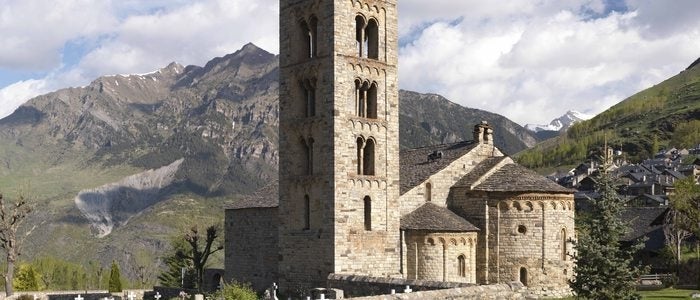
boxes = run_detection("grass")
[639,288,699,299]
[557,288,700,299]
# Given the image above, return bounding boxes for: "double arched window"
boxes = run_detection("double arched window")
[300,16,318,59]
[355,15,378,59]
[354,79,377,119]
[356,136,375,175]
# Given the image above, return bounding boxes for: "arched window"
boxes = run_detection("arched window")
[366,18,379,59]
[302,79,315,117]
[354,80,378,119]
[301,16,318,59]
[356,137,364,175]
[561,228,567,261]
[307,138,314,175]
[367,82,377,118]
[363,138,375,175]
[302,138,313,175]
[519,267,528,286]
[363,196,372,231]
[355,15,379,60]
[303,195,310,230]
[355,15,366,57]
[457,255,466,277]
[302,138,310,175]
[425,182,432,202]
[355,80,366,117]
[308,16,318,58]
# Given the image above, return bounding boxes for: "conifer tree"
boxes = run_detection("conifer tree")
[108,261,123,293]
[158,238,196,289]
[569,165,647,299]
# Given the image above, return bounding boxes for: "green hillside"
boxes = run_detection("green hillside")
[518,60,700,170]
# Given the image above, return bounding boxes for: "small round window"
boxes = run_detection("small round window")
[517,225,527,234]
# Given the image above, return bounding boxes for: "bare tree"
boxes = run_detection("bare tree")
[0,193,32,296]
[663,208,692,274]
[177,224,223,291]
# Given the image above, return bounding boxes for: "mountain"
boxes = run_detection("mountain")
[400,91,537,154]
[525,110,592,133]
[518,57,700,170]
[0,43,536,280]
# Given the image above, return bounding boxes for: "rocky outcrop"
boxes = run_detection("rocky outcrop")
[75,159,183,237]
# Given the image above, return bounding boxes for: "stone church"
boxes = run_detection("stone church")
[225,0,575,296]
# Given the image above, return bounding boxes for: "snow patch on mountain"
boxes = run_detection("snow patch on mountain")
[525,110,593,132]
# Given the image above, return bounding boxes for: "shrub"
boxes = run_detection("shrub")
[211,282,257,300]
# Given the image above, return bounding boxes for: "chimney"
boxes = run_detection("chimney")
[473,121,493,145]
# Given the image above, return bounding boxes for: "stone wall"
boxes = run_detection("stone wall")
[327,274,474,298]
[399,144,503,216]
[327,275,527,299]
[331,0,401,279]
[224,207,278,292]
[3,290,149,300]
[449,189,575,291]
[278,0,402,292]
[404,231,477,283]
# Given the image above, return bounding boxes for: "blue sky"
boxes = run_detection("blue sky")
[1,0,699,126]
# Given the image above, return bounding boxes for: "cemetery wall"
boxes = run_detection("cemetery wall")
[327,274,474,298]
[327,274,527,299]
[4,289,149,300]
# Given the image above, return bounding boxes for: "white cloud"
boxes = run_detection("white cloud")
[0,0,117,70]
[0,79,49,119]
[0,0,278,120]
[71,0,278,79]
[1,0,699,127]
[398,0,700,125]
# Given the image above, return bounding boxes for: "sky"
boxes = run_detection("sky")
[1,0,699,126]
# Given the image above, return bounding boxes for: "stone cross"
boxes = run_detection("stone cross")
[272,282,278,300]
[75,295,84,300]
[154,293,162,300]
[403,285,412,293]
[127,292,136,300]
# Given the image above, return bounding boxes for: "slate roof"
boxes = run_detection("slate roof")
[620,207,667,245]
[664,169,686,180]
[452,157,508,188]
[634,193,667,205]
[400,202,479,232]
[471,163,574,193]
[227,184,279,209]
[399,141,478,195]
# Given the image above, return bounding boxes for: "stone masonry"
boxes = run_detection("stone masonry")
[225,0,575,297]
[277,0,400,292]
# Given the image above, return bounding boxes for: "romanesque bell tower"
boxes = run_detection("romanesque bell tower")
[278,0,400,291]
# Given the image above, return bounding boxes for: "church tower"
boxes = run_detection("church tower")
[278,0,400,291]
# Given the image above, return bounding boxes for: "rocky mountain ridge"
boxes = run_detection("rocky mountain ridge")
[525,110,592,133]
[0,43,538,277]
